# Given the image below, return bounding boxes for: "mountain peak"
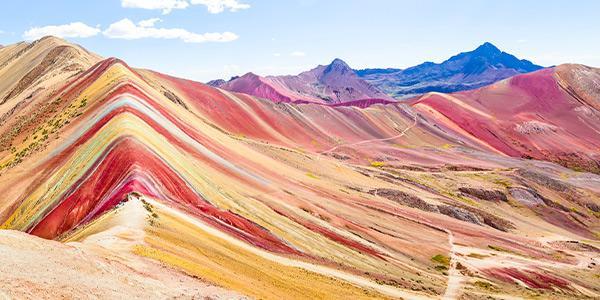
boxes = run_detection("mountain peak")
[206,79,226,87]
[37,35,68,43]
[323,58,353,76]
[357,42,543,98]
[330,58,350,67]
[240,72,260,79]
[473,42,501,55]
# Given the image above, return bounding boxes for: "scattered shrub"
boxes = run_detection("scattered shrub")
[431,254,450,266]
[370,161,385,168]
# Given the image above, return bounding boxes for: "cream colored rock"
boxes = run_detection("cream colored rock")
[0,230,247,299]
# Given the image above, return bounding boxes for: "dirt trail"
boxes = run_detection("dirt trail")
[442,231,462,300]
[361,197,460,299]
[314,107,463,297]
[320,110,418,154]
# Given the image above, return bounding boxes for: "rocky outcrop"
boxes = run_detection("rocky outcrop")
[369,188,439,212]
[373,188,514,231]
[515,120,557,135]
[454,204,515,232]
[548,240,600,253]
[509,187,546,206]
[458,187,508,202]
[437,205,484,225]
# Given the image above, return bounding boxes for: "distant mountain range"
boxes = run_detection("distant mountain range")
[357,42,543,98]
[208,58,392,104]
[211,42,543,102]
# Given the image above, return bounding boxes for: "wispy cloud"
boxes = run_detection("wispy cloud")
[290,51,306,57]
[121,0,250,14]
[190,0,250,13]
[23,22,100,40]
[121,0,189,14]
[103,18,238,43]
[273,53,281,57]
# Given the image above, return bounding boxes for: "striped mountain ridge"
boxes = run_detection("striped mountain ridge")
[209,58,394,104]
[0,37,599,299]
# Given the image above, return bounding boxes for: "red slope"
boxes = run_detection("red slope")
[217,72,294,103]
[412,65,600,173]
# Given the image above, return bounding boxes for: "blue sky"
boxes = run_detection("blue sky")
[1,0,599,82]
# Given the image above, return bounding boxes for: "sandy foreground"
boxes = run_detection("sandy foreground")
[0,229,246,300]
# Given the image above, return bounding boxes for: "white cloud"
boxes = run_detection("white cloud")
[190,0,250,13]
[103,18,238,43]
[121,0,249,14]
[23,22,100,40]
[138,18,162,27]
[290,51,306,57]
[273,53,281,57]
[121,0,189,14]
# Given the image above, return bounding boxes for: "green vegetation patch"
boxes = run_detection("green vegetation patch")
[431,254,450,266]
[305,172,319,179]
[370,161,385,168]
[466,253,489,259]
[473,280,497,290]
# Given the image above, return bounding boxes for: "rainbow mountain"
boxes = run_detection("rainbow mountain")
[0,36,599,299]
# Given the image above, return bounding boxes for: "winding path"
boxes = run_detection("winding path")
[319,111,419,154]
[442,230,462,300]
[316,109,464,298]
[359,200,460,299]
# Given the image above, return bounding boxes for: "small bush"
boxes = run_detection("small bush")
[431,254,450,266]
[473,280,496,290]
[370,161,385,168]
[434,265,448,271]
[466,253,488,259]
